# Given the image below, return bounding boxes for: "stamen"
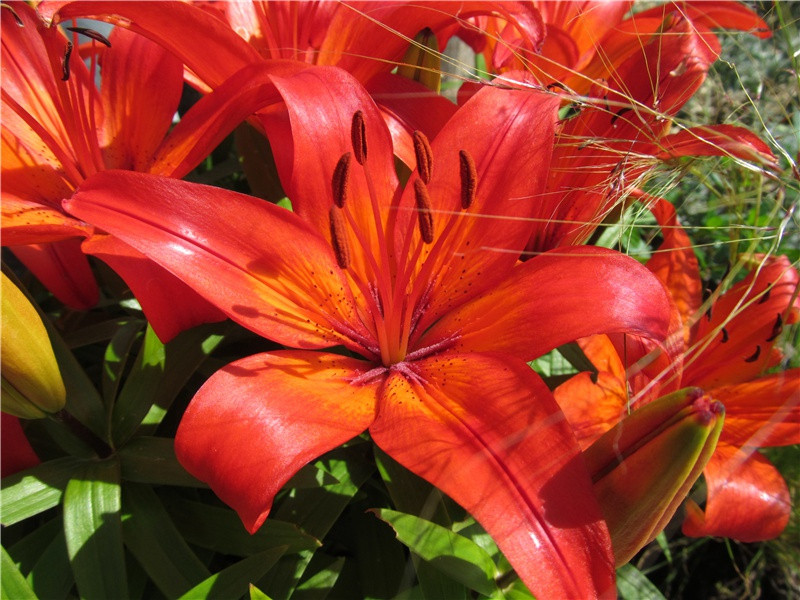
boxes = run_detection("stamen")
[331,152,351,208]
[413,130,433,184]
[610,107,631,125]
[758,285,772,304]
[413,178,434,244]
[61,40,73,81]
[459,150,477,209]
[546,81,567,91]
[1,3,24,26]
[66,26,112,47]
[720,327,729,343]
[329,206,350,269]
[348,365,389,386]
[404,332,459,361]
[766,313,783,342]
[744,345,761,363]
[351,110,367,164]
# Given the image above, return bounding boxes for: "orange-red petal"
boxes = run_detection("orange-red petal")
[683,443,791,541]
[66,171,365,350]
[175,351,379,533]
[370,353,615,600]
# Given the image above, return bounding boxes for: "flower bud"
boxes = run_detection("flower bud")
[584,387,724,565]
[396,28,441,93]
[1,272,66,418]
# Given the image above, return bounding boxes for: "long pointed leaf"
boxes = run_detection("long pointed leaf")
[371,509,499,597]
[63,457,127,600]
[122,483,209,597]
[1,546,37,600]
[177,548,286,600]
[1,457,85,525]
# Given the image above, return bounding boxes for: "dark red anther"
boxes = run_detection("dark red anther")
[413,130,433,184]
[766,313,783,342]
[66,26,112,47]
[1,3,24,26]
[758,285,772,304]
[459,149,477,210]
[720,327,729,343]
[331,152,351,208]
[744,345,761,363]
[329,207,350,269]
[61,40,73,81]
[351,111,367,165]
[413,178,434,244]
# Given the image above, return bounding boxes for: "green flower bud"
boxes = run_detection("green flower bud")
[396,28,441,93]
[584,387,724,565]
[1,272,66,418]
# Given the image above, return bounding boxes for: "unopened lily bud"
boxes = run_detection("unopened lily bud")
[396,28,441,93]
[1,272,66,418]
[584,387,724,565]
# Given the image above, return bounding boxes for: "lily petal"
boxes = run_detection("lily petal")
[2,196,92,245]
[401,79,561,334]
[1,413,40,478]
[653,124,777,168]
[9,240,98,309]
[370,353,615,600]
[260,66,398,250]
[81,234,226,343]
[66,171,362,350]
[643,193,703,341]
[99,27,183,172]
[685,254,800,387]
[420,246,671,363]
[683,443,791,541]
[175,351,379,533]
[712,370,800,448]
[41,0,263,89]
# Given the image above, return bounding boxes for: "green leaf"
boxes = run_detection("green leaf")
[6,517,73,600]
[163,494,320,556]
[63,318,141,349]
[118,436,205,487]
[111,325,165,444]
[371,509,499,597]
[63,457,128,600]
[250,583,274,600]
[177,548,286,600]
[112,323,225,444]
[1,545,37,600]
[121,483,209,597]
[26,528,73,600]
[292,557,344,600]
[272,444,374,539]
[1,457,85,526]
[102,320,144,406]
[616,564,666,600]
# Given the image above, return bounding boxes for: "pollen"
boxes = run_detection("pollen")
[459,150,477,209]
[351,110,367,165]
[329,206,350,269]
[413,130,433,184]
[413,178,434,244]
[332,152,351,208]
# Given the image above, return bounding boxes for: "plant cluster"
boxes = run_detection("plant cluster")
[2,1,798,598]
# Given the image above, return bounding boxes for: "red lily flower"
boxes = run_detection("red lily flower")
[555,196,800,543]
[38,0,542,165]
[451,2,775,255]
[1,413,41,478]
[65,67,675,597]
[522,8,776,255]
[1,2,306,340]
